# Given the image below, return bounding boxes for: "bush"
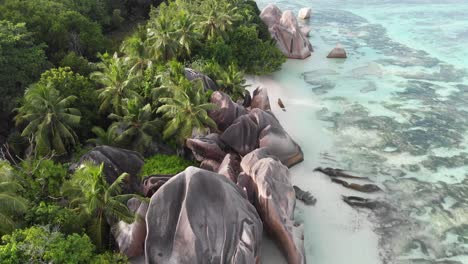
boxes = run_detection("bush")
[25,202,86,235]
[142,154,194,176]
[0,226,95,264]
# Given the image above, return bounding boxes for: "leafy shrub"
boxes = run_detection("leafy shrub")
[0,226,94,264]
[25,202,86,235]
[142,154,194,176]
[92,251,129,264]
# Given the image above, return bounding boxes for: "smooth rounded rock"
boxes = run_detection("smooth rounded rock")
[298,8,312,19]
[327,45,347,58]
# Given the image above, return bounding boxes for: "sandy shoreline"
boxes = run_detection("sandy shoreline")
[246,75,383,264]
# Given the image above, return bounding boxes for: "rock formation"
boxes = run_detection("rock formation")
[327,45,347,58]
[186,133,226,162]
[251,86,271,111]
[298,8,311,19]
[145,167,263,264]
[242,156,306,264]
[220,115,259,156]
[209,91,248,131]
[184,68,218,91]
[260,4,313,59]
[69,145,143,193]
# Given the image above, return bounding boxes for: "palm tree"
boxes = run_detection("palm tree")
[87,125,119,147]
[197,0,240,40]
[62,163,139,250]
[146,10,179,62]
[216,63,249,100]
[120,31,153,76]
[174,10,200,59]
[91,52,140,116]
[157,79,218,144]
[15,84,81,156]
[0,161,28,236]
[108,98,162,154]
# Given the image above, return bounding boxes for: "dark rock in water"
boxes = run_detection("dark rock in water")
[70,146,143,194]
[307,79,336,95]
[314,167,369,180]
[260,5,313,59]
[278,98,286,111]
[251,86,271,111]
[242,90,252,108]
[217,153,241,183]
[246,157,305,264]
[293,185,316,205]
[209,91,248,131]
[342,196,381,210]
[184,68,218,91]
[331,178,382,193]
[200,159,221,172]
[145,167,263,264]
[220,115,259,156]
[327,45,347,58]
[186,133,226,162]
[142,175,173,197]
[113,198,148,258]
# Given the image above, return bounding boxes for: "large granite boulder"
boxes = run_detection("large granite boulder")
[184,68,218,91]
[142,175,173,197]
[260,5,313,59]
[217,153,242,183]
[249,109,304,167]
[186,133,226,162]
[327,45,347,58]
[250,86,271,111]
[298,8,311,19]
[220,115,259,156]
[145,167,263,264]
[240,148,278,175]
[246,158,305,264]
[209,91,248,131]
[200,159,221,172]
[69,146,143,193]
[112,198,148,258]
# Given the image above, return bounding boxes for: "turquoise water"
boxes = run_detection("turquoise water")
[252,0,468,263]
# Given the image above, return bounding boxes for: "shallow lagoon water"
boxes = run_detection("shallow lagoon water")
[251,0,468,263]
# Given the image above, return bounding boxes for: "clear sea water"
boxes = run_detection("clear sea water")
[250,0,468,263]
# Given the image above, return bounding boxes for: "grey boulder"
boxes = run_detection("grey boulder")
[69,145,143,193]
[145,167,263,264]
[220,115,259,156]
[209,91,248,131]
[250,86,271,111]
[327,45,347,58]
[186,133,226,162]
[217,153,242,183]
[184,68,218,91]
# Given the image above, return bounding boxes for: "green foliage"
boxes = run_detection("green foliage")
[18,159,68,202]
[142,154,194,176]
[37,67,99,139]
[92,52,141,116]
[92,251,129,264]
[59,52,95,76]
[0,226,95,264]
[62,163,140,250]
[0,0,107,63]
[15,83,81,156]
[0,20,49,113]
[25,202,85,235]
[109,98,163,154]
[0,161,29,236]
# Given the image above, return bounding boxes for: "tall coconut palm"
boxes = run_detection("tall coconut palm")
[15,84,81,156]
[91,52,140,116]
[0,161,28,236]
[197,0,240,40]
[120,31,153,76]
[62,163,139,250]
[174,10,200,59]
[216,63,249,100]
[86,125,119,147]
[146,10,179,62]
[108,98,162,154]
[157,79,218,144]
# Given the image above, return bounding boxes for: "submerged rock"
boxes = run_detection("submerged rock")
[260,4,313,59]
[331,178,382,193]
[247,158,306,264]
[298,8,312,19]
[327,45,347,58]
[145,167,263,264]
[293,185,316,205]
[209,91,248,131]
[69,145,143,193]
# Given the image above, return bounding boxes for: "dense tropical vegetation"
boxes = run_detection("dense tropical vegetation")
[0,0,285,259]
